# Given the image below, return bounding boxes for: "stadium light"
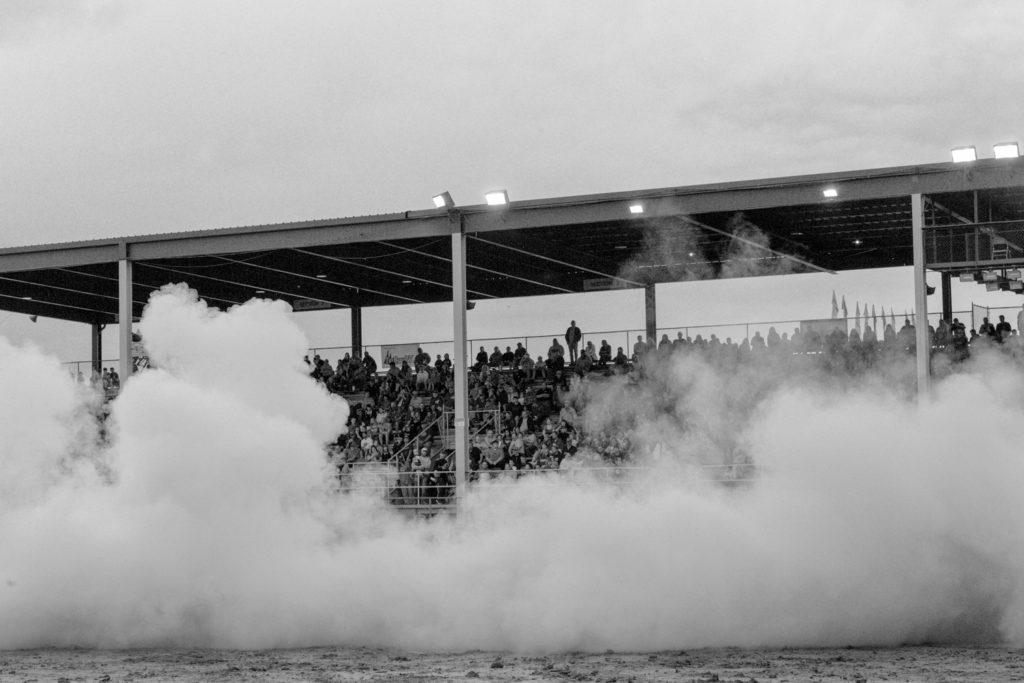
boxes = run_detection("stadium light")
[993,142,1020,159]
[484,190,509,206]
[958,273,975,282]
[951,146,977,162]
[823,188,838,198]
[432,191,455,208]
[629,203,644,214]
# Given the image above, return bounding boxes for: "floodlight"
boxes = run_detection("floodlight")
[432,191,454,208]
[484,190,509,206]
[629,204,644,214]
[1007,269,1022,280]
[1011,281,1024,291]
[255,289,266,294]
[853,238,863,246]
[823,188,838,198]
[982,270,999,282]
[958,273,975,282]
[986,282,1000,291]
[315,273,328,279]
[951,146,977,162]
[994,142,1020,159]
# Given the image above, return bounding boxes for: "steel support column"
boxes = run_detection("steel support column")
[912,194,930,398]
[91,323,103,377]
[941,271,953,322]
[451,215,469,509]
[644,283,657,343]
[350,305,363,357]
[118,256,133,385]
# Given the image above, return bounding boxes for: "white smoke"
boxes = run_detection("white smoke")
[1,283,1023,651]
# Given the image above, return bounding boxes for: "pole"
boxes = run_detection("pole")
[912,193,930,399]
[118,253,133,385]
[644,283,656,343]
[451,213,469,509]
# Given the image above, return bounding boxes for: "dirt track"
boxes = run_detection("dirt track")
[1,646,1022,683]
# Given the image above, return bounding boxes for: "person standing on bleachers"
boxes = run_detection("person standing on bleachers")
[565,320,582,364]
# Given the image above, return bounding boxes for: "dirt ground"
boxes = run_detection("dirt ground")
[0,645,1021,683]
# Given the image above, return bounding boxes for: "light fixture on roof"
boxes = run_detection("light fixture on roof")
[401,279,412,284]
[1011,281,1024,291]
[993,142,1020,159]
[484,189,509,206]
[1007,269,1022,280]
[315,273,328,279]
[951,146,977,162]
[629,203,644,214]
[255,289,265,294]
[432,191,455,208]
[853,238,863,246]
[687,251,696,257]
[823,188,838,198]
[958,273,975,282]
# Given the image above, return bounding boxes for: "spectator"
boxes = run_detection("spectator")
[362,351,377,375]
[632,335,647,361]
[548,337,565,362]
[996,315,1012,342]
[501,346,515,367]
[598,340,612,368]
[565,320,582,364]
[475,346,488,370]
[513,342,528,366]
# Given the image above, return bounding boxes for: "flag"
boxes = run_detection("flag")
[831,291,838,319]
[872,304,877,329]
[855,302,861,332]
[841,295,848,319]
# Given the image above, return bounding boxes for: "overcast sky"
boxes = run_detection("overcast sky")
[3,0,1024,360]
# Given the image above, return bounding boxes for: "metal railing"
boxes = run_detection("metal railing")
[60,305,1024,379]
[334,462,759,513]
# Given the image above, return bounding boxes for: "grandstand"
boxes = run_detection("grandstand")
[3,157,1024,510]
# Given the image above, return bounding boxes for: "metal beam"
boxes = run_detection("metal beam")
[912,194,930,399]
[136,262,349,309]
[351,306,362,357]
[451,217,469,510]
[128,215,451,261]
[91,323,103,377]
[469,234,644,288]
[376,240,574,295]
[118,257,133,385]
[644,284,657,342]
[211,255,423,305]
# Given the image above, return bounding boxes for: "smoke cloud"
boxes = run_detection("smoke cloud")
[1,284,1023,651]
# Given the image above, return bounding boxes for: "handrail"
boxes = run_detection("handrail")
[385,412,444,468]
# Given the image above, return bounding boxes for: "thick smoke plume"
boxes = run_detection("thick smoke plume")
[1,284,1023,651]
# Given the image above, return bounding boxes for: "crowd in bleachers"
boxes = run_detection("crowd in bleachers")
[315,308,1024,508]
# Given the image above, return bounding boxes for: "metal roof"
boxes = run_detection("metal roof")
[3,158,1024,325]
